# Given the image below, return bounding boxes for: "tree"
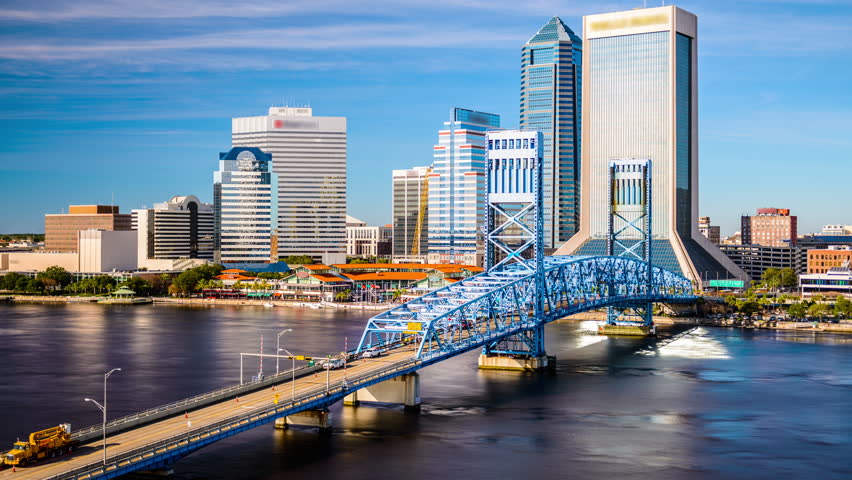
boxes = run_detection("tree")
[787,302,807,318]
[779,268,798,290]
[282,255,313,265]
[392,289,408,301]
[334,289,352,302]
[807,302,831,319]
[761,268,781,291]
[24,278,44,293]
[257,272,285,280]
[349,258,370,264]
[36,265,73,293]
[834,295,852,319]
[94,275,116,294]
[120,277,152,296]
[1,272,26,291]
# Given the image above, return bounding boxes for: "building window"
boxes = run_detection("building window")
[488,139,493,150]
[530,138,536,150]
[502,139,507,149]
[523,139,529,149]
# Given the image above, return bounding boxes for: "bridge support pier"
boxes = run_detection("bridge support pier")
[275,409,332,431]
[477,354,553,371]
[478,326,553,371]
[343,372,421,411]
[601,302,655,336]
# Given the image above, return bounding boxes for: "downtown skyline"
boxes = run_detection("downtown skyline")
[1,0,851,237]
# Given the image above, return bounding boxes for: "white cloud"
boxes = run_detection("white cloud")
[0,0,626,22]
[0,23,527,61]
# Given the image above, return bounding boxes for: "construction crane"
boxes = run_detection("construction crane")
[410,168,431,256]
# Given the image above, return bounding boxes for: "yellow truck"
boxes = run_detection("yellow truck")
[3,424,74,467]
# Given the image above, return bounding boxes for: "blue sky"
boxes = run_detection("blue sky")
[1,0,850,236]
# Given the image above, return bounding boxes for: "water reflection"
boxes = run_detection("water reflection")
[0,304,849,480]
[638,327,731,360]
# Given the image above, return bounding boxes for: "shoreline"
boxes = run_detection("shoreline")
[4,294,394,310]
[5,295,852,333]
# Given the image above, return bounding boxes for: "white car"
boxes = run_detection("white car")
[362,347,381,359]
[319,358,345,369]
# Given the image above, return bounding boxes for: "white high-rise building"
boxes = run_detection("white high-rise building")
[132,195,214,269]
[557,6,745,284]
[427,108,500,266]
[214,147,278,264]
[232,107,347,265]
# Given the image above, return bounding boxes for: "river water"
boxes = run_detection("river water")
[0,303,850,479]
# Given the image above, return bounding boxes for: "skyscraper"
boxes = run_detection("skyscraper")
[392,166,431,262]
[132,195,214,269]
[428,108,500,266]
[214,147,277,264]
[232,107,347,265]
[557,6,745,284]
[520,17,582,250]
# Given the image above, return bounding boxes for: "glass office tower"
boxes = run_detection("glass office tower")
[427,108,500,266]
[520,17,582,250]
[214,147,278,264]
[557,6,745,284]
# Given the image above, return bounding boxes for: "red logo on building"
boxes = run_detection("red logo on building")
[273,120,283,128]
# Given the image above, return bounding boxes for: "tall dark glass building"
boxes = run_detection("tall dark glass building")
[557,6,746,285]
[520,17,582,249]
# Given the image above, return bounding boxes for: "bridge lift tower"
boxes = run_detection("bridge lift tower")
[478,130,550,370]
[601,158,656,336]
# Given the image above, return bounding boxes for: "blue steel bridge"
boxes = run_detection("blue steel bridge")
[3,143,697,480]
[4,255,695,480]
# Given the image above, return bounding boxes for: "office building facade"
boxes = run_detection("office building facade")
[232,107,347,264]
[741,208,797,247]
[45,205,132,253]
[346,216,392,259]
[698,216,721,245]
[132,195,214,268]
[520,17,582,249]
[557,6,745,284]
[720,243,805,281]
[428,108,500,266]
[822,225,852,236]
[214,147,278,264]
[807,246,852,274]
[799,263,852,299]
[392,166,431,261]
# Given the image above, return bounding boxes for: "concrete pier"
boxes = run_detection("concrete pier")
[344,372,421,411]
[275,409,332,431]
[598,324,655,336]
[477,354,553,371]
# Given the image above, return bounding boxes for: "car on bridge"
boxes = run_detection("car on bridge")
[361,347,381,359]
[319,358,345,370]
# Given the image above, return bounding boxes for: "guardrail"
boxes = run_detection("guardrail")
[45,357,422,480]
[72,362,322,443]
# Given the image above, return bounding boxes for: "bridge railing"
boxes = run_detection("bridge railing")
[45,357,422,480]
[72,362,322,442]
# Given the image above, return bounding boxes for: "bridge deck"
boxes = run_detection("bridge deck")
[0,347,418,480]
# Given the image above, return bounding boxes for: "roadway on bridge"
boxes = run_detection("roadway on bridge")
[0,347,418,480]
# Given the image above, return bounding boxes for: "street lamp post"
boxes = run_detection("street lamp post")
[278,347,297,402]
[276,329,292,375]
[84,367,121,467]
